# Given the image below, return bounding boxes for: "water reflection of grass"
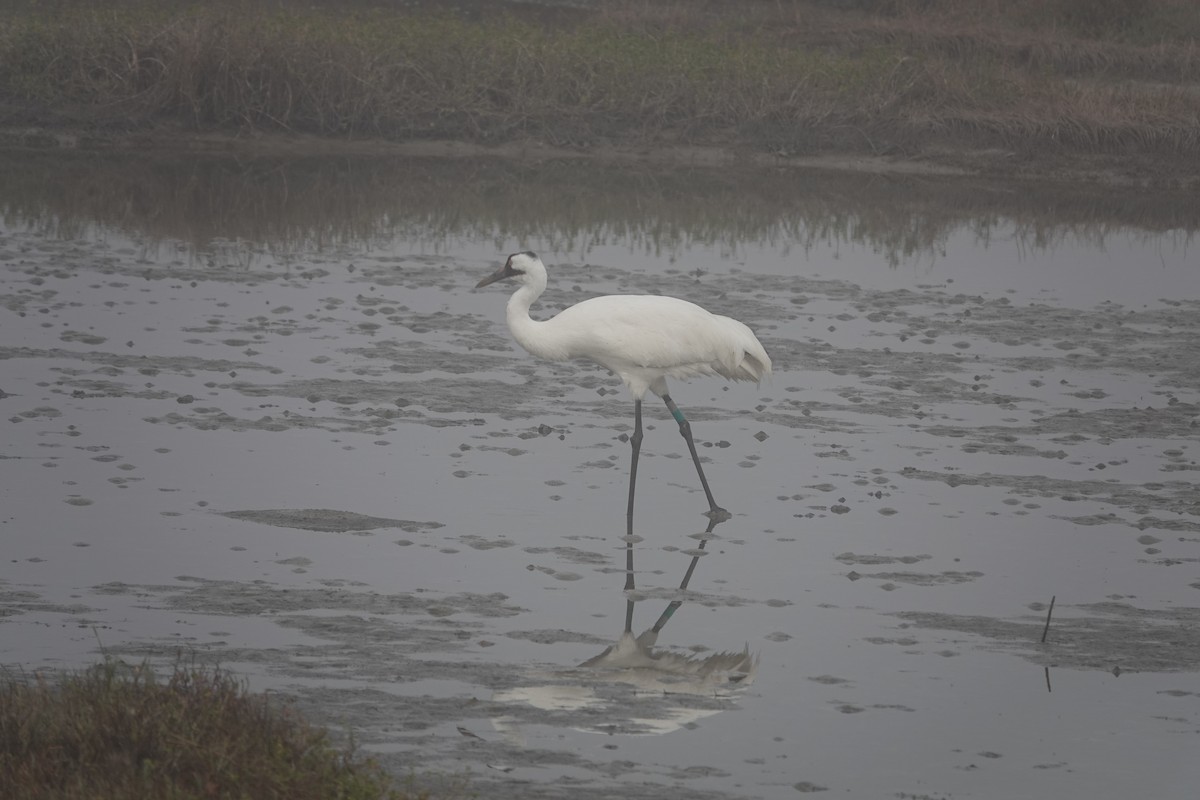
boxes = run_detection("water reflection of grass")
[0,152,1196,268]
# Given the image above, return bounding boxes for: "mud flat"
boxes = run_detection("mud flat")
[2,151,1198,798]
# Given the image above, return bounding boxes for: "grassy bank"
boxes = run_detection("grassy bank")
[0,659,416,800]
[1,0,1199,173]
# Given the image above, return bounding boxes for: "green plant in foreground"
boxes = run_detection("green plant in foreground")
[0,658,412,800]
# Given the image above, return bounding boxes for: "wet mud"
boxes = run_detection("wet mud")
[2,152,1199,799]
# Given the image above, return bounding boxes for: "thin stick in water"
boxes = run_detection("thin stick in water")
[1040,595,1056,643]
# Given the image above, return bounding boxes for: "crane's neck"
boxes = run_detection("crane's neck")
[505,278,568,362]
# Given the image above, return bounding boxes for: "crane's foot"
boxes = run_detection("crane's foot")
[704,506,732,522]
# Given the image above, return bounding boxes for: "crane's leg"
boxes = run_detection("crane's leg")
[662,394,731,520]
[625,399,644,542]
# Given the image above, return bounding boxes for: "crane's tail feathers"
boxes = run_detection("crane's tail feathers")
[737,350,771,384]
[716,316,772,385]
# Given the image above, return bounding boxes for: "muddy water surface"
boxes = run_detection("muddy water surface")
[2,152,1199,799]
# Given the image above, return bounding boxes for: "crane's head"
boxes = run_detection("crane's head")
[476,251,542,289]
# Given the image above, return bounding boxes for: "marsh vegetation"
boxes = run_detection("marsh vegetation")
[1,0,1198,176]
[0,658,417,800]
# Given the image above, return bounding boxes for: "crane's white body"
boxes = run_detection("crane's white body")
[485,252,772,399]
[476,251,771,520]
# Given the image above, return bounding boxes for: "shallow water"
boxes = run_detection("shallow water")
[2,151,1199,799]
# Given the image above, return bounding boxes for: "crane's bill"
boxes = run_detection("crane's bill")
[476,261,520,288]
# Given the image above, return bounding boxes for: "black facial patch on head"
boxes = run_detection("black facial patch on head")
[505,251,535,275]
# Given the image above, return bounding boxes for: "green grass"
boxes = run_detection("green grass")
[0,658,417,800]
[0,0,1198,159]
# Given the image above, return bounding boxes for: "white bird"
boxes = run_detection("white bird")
[476,251,771,525]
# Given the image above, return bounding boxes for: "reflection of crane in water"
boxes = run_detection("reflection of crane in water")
[492,514,758,739]
[476,251,771,528]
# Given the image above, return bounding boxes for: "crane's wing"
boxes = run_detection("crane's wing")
[549,295,770,383]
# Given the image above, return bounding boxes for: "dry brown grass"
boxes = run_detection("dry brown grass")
[0,0,1197,161]
[0,658,417,800]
